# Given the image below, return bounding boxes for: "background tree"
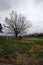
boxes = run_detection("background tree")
[0,23,3,33]
[4,11,31,38]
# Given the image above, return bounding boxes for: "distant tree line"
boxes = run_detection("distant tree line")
[25,33,43,37]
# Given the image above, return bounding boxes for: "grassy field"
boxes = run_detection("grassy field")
[0,37,43,65]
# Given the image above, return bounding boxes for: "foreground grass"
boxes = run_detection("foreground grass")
[0,37,43,65]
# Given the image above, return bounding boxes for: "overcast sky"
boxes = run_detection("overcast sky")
[0,0,43,34]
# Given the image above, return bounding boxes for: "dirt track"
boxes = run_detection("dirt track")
[0,63,14,65]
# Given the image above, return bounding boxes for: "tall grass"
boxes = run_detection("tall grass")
[0,37,43,59]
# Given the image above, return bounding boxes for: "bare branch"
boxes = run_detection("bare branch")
[4,11,31,38]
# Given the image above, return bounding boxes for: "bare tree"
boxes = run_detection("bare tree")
[4,11,31,38]
[0,23,3,33]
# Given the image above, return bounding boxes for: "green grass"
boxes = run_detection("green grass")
[0,37,43,59]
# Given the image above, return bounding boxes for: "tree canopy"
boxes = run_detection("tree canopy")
[4,11,31,38]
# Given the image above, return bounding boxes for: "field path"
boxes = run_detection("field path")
[0,63,14,65]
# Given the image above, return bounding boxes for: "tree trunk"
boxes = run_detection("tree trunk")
[16,33,18,38]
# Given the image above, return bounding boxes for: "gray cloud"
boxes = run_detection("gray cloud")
[35,0,43,4]
[0,0,43,33]
[0,0,11,11]
[0,0,22,11]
